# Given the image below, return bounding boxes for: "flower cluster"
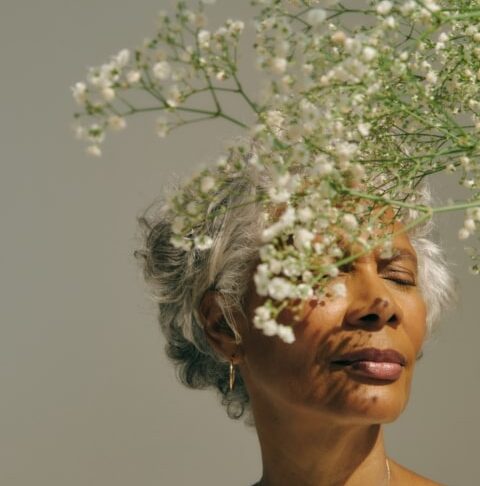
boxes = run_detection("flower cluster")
[72,0,480,342]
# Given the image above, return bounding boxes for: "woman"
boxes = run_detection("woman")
[135,172,456,486]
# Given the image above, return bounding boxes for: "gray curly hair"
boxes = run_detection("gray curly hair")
[133,168,457,427]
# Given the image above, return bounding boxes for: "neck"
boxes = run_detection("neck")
[251,397,390,486]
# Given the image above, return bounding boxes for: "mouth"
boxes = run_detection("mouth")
[331,347,407,381]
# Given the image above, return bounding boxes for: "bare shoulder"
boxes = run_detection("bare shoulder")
[390,458,446,486]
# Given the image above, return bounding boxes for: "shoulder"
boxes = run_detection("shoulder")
[390,458,446,486]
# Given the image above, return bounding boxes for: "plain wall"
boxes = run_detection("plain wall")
[0,1,478,485]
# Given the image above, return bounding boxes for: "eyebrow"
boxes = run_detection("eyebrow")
[382,248,418,266]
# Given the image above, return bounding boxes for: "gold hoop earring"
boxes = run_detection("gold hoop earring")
[229,359,235,392]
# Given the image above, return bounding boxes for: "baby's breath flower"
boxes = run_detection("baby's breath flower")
[307,8,327,27]
[126,70,141,84]
[376,1,393,16]
[156,116,169,138]
[198,29,211,48]
[166,85,182,107]
[200,176,216,193]
[152,61,171,80]
[71,82,87,105]
[294,227,315,251]
[270,57,288,75]
[194,234,214,250]
[86,145,102,157]
[108,116,127,131]
[114,49,130,68]
[342,214,358,230]
[277,324,295,343]
[73,0,480,343]
[268,277,294,300]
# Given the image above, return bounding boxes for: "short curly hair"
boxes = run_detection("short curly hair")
[133,169,457,426]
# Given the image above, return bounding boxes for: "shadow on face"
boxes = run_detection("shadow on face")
[237,221,427,426]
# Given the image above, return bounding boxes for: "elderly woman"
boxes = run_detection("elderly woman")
[134,170,456,486]
[69,0,478,482]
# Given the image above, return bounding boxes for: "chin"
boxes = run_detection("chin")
[335,385,410,425]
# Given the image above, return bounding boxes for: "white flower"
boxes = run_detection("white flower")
[170,235,193,251]
[268,187,291,203]
[101,87,115,101]
[297,206,314,223]
[294,227,315,251]
[166,85,181,107]
[425,70,437,84]
[269,259,283,274]
[400,1,417,15]
[295,283,314,300]
[458,228,471,240]
[331,31,347,45]
[86,145,102,157]
[342,214,358,230]
[307,8,327,27]
[126,70,141,84]
[198,29,211,48]
[383,15,396,28]
[282,257,301,278]
[277,324,295,343]
[156,117,169,138]
[229,20,245,35]
[271,57,288,75]
[71,82,87,105]
[200,176,216,193]
[314,159,334,176]
[335,142,358,163]
[194,235,214,250]
[254,305,272,323]
[377,1,393,15]
[464,219,476,232]
[108,116,127,131]
[424,0,440,12]
[254,264,271,296]
[153,61,171,80]
[362,46,377,62]
[268,277,293,300]
[114,49,130,68]
[463,179,475,188]
[262,319,280,336]
[357,122,371,137]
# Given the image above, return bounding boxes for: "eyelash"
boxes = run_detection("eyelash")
[384,276,416,287]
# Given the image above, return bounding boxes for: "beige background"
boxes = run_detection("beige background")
[1,1,478,485]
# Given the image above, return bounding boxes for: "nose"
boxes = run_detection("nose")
[344,268,403,329]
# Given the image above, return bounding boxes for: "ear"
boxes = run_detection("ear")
[198,290,243,364]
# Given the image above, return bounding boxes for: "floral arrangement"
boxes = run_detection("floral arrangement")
[72,0,480,343]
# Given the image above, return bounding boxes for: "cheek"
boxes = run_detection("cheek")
[242,299,348,399]
[401,291,428,352]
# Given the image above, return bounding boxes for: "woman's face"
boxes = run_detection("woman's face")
[236,220,427,425]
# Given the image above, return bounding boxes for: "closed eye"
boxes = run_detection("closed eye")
[384,276,416,287]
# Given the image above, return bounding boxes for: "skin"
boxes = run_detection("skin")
[200,219,445,486]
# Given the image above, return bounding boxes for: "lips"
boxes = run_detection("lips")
[332,348,407,366]
[331,347,407,381]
